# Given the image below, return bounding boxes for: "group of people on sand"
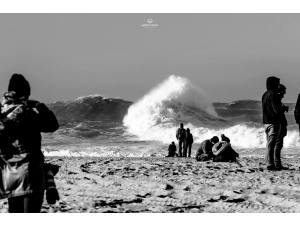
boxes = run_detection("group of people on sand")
[167,123,239,162]
[195,134,239,162]
[2,73,300,213]
[167,123,194,157]
[166,76,300,171]
[0,74,60,212]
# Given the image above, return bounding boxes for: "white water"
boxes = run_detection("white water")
[123,75,300,148]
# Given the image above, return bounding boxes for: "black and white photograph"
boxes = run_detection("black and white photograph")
[1,1,300,216]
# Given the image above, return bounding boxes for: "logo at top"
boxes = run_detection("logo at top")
[141,18,159,28]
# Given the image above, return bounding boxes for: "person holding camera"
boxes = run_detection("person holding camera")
[262,77,288,171]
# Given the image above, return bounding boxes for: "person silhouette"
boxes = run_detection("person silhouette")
[0,74,59,213]
[176,123,186,157]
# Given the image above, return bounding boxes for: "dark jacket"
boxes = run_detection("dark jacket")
[186,133,193,145]
[176,128,186,141]
[167,143,177,157]
[262,77,283,124]
[196,139,214,158]
[212,141,239,162]
[0,91,59,199]
[294,94,300,125]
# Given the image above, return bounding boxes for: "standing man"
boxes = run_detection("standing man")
[262,76,286,171]
[176,123,186,157]
[185,128,194,157]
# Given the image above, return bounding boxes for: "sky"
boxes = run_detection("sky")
[0,14,300,103]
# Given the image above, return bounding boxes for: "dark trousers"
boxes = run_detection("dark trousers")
[8,191,44,213]
[178,139,185,157]
[265,124,285,167]
[184,143,192,157]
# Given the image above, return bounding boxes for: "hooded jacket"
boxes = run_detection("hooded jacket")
[0,91,59,199]
[262,76,283,124]
[294,94,300,124]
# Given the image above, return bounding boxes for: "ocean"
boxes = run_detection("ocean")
[42,75,300,158]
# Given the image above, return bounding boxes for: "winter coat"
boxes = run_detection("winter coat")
[176,128,186,141]
[167,143,177,157]
[196,139,214,159]
[212,141,239,162]
[0,91,59,199]
[262,77,283,124]
[186,133,193,145]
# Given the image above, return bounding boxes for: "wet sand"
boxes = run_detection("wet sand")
[1,156,300,213]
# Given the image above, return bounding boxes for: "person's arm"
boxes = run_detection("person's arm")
[191,134,193,144]
[34,102,59,133]
[203,141,213,156]
[212,142,221,154]
[271,93,283,115]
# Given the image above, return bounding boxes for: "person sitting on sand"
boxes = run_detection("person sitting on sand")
[166,141,177,157]
[176,123,186,157]
[184,128,193,157]
[195,136,219,161]
[212,134,239,162]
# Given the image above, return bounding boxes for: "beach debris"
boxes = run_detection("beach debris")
[225,197,246,203]
[136,193,151,198]
[67,171,78,175]
[165,184,174,190]
[93,198,143,208]
[183,186,191,191]
[168,204,205,212]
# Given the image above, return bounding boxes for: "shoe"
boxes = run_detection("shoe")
[276,165,289,170]
[267,165,279,171]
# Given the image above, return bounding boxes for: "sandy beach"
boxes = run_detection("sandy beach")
[1,155,300,213]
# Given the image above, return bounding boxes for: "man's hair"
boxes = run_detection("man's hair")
[211,136,219,143]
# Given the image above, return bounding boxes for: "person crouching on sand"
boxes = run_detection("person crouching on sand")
[184,128,193,157]
[176,123,186,157]
[262,76,287,171]
[166,141,177,157]
[195,136,219,161]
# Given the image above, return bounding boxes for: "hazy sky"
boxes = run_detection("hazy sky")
[1,14,300,103]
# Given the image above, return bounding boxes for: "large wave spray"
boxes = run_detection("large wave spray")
[123,75,300,148]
